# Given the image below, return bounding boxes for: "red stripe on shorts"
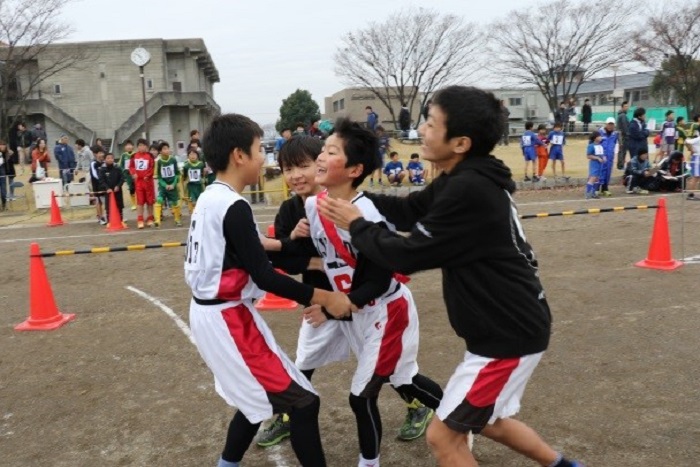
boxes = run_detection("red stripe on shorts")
[465,358,520,407]
[217,268,249,301]
[374,295,409,377]
[221,304,292,393]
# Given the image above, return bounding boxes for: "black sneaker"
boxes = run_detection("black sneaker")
[523,176,531,182]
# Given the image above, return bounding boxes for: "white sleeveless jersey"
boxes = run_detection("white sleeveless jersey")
[184,182,263,302]
[305,192,399,306]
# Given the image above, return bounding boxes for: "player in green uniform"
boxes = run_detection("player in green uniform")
[154,141,182,227]
[181,148,205,214]
[119,140,137,210]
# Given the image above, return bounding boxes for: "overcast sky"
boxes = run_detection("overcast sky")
[58,0,553,125]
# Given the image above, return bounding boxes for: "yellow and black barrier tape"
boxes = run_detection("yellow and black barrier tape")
[520,205,657,220]
[34,242,186,257]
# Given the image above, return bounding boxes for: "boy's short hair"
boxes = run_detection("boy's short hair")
[431,86,503,155]
[278,135,323,170]
[189,139,199,147]
[158,141,170,152]
[281,127,291,134]
[537,124,547,131]
[389,151,399,157]
[638,147,649,157]
[331,117,378,188]
[75,138,86,147]
[202,113,264,174]
[693,114,700,122]
[410,153,420,159]
[677,116,685,124]
[92,145,105,155]
[149,144,159,151]
[124,139,134,146]
[365,106,373,110]
[665,110,674,117]
[376,125,385,132]
[190,129,199,138]
[525,121,534,130]
[589,131,600,142]
[553,122,562,129]
[105,152,114,159]
[187,148,199,157]
[621,100,629,106]
[136,138,148,147]
[295,122,305,129]
[633,107,646,119]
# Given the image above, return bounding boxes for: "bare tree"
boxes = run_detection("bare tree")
[487,0,635,113]
[633,1,700,118]
[334,8,481,129]
[0,0,93,139]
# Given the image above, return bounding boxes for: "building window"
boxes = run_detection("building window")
[172,81,182,92]
[632,90,640,103]
[508,97,522,106]
[640,89,649,101]
[53,84,62,95]
[339,98,345,110]
[146,78,154,90]
[333,100,339,112]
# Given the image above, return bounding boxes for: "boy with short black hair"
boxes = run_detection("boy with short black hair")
[128,138,156,229]
[99,152,126,227]
[521,121,543,181]
[154,141,182,227]
[302,118,443,467]
[407,153,425,185]
[119,140,137,211]
[181,148,205,213]
[318,86,584,467]
[90,147,107,225]
[185,113,352,467]
[660,110,676,159]
[548,122,568,180]
[383,151,405,186]
[585,131,605,199]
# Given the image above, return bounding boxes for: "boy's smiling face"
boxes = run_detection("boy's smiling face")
[316,134,357,188]
[283,157,317,198]
[419,104,469,172]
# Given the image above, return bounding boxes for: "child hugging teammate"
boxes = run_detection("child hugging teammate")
[318,86,584,467]
[300,119,444,467]
[258,136,439,451]
[181,148,205,213]
[185,114,353,467]
[154,141,182,227]
[128,138,156,229]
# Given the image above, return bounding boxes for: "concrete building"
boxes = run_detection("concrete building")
[323,87,425,129]
[8,38,220,155]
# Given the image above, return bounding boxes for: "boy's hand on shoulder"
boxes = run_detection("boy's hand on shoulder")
[303,305,328,328]
[291,218,310,240]
[318,197,362,230]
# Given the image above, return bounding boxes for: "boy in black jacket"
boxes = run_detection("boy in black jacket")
[318,86,583,467]
[99,153,126,227]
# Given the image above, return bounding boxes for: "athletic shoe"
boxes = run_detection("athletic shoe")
[626,189,635,194]
[397,405,434,441]
[131,205,136,211]
[137,221,144,229]
[99,217,107,225]
[601,190,612,197]
[154,221,160,228]
[539,176,547,181]
[523,176,531,182]
[175,221,182,227]
[563,176,570,181]
[532,175,540,182]
[146,219,155,228]
[256,414,291,447]
[121,221,128,228]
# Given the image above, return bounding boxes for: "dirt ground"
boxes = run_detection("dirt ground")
[2,187,699,466]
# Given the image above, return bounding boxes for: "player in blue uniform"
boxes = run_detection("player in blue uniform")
[407,153,425,185]
[383,151,406,186]
[585,132,605,199]
[597,118,619,197]
[521,121,543,181]
[547,122,568,180]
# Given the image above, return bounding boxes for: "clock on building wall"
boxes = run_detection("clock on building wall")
[130,47,151,67]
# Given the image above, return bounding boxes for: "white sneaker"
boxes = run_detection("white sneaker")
[99,217,107,225]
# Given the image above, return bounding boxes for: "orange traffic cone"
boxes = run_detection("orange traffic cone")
[635,197,682,271]
[15,243,75,331]
[46,191,64,227]
[267,224,275,237]
[256,268,299,311]
[106,191,127,232]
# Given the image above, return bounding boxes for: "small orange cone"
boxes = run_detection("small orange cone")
[256,268,299,311]
[106,191,126,232]
[46,191,64,227]
[635,197,682,271]
[15,243,75,331]
[267,224,275,237]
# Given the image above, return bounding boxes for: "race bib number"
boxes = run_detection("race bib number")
[135,159,148,171]
[664,128,675,137]
[551,135,564,145]
[185,215,204,269]
[188,169,201,182]
[390,168,401,175]
[594,145,604,156]
[161,164,175,178]
[521,135,532,146]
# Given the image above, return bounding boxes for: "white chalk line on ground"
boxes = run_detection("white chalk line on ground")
[125,285,290,467]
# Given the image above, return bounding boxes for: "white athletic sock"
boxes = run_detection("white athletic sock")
[358,454,379,467]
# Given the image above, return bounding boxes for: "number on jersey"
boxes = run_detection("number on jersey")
[161,164,175,178]
[188,169,201,182]
[135,159,149,171]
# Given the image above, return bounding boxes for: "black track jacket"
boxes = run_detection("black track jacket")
[350,155,551,358]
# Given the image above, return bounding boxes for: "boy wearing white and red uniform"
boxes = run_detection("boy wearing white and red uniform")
[128,138,155,228]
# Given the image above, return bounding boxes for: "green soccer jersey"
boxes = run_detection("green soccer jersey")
[182,161,205,186]
[119,151,134,172]
[156,155,179,188]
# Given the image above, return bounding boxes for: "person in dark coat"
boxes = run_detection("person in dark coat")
[581,99,592,132]
[628,107,650,159]
[99,152,125,226]
[398,103,411,137]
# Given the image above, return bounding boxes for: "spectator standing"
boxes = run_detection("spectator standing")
[75,139,94,173]
[54,135,76,185]
[294,122,306,136]
[30,123,47,150]
[1,140,17,200]
[90,147,107,225]
[500,100,511,145]
[597,118,619,197]
[581,99,592,132]
[616,101,631,169]
[99,153,126,227]
[189,129,201,145]
[369,126,389,187]
[365,106,379,131]
[0,140,10,210]
[398,102,411,137]
[567,98,577,133]
[659,110,676,160]
[628,107,650,159]
[554,101,568,127]
[308,119,324,139]
[30,139,50,182]
[16,122,32,173]
[685,131,700,200]
[275,128,292,160]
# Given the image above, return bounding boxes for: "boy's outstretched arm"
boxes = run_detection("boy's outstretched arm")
[362,180,438,231]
